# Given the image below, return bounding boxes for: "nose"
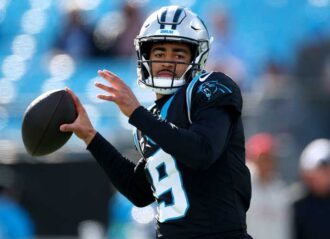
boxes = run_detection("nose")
[161,57,175,69]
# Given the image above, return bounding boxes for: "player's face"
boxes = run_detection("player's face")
[149,42,192,79]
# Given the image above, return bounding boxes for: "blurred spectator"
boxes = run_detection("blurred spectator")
[246,61,303,182]
[295,30,330,98]
[0,166,35,239]
[291,138,330,239]
[246,133,290,239]
[253,61,292,100]
[293,34,330,146]
[251,61,301,134]
[206,7,247,88]
[55,9,95,59]
[113,3,143,57]
[93,3,143,58]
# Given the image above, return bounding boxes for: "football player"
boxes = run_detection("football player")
[60,6,253,239]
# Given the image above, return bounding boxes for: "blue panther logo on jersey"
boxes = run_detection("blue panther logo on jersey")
[197,81,232,101]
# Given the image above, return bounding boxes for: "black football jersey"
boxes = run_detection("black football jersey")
[129,71,252,238]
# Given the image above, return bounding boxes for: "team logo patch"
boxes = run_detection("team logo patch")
[197,81,232,101]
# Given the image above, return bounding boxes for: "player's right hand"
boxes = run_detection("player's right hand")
[96,69,141,117]
[60,88,97,145]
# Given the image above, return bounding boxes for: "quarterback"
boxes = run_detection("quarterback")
[61,6,253,239]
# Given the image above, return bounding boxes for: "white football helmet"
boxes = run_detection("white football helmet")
[134,6,211,95]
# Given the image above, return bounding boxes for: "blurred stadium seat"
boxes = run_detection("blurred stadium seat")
[0,0,329,157]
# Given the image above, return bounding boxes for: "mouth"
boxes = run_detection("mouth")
[157,70,175,78]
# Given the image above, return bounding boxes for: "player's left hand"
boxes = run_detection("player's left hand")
[60,88,97,145]
[96,69,141,117]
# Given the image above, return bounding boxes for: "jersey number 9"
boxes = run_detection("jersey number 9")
[146,150,189,222]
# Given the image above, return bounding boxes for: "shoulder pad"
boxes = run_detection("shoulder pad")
[186,72,242,123]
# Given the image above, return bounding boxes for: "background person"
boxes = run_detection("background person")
[245,133,290,239]
[291,138,330,239]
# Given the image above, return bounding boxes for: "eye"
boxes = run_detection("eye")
[175,53,189,62]
[155,53,164,58]
[151,50,165,59]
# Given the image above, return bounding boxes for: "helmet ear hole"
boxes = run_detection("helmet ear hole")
[141,42,153,60]
[187,44,198,61]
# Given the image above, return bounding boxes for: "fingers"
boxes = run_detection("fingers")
[102,69,119,78]
[59,124,72,132]
[65,87,84,113]
[95,82,118,95]
[59,121,80,133]
[96,69,128,103]
[95,81,119,102]
[98,69,119,79]
[97,69,125,88]
[96,94,116,102]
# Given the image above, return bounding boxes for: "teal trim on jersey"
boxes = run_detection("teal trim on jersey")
[186,72,205,123]
[143,96,175,156]
[186,74,202,109]
[133,126,157,155]
[220,83,232,93]
[133,127,143,156]
[146,137,157,145]
[160,95,175,119]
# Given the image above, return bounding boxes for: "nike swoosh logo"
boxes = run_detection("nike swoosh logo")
[199,72,212,82]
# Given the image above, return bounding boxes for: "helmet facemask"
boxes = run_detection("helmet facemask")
[134,6,211,95]
[136,41,200,95]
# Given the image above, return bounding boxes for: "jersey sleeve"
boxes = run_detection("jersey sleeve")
[129,103,232,171]
[128,72,243,171]
[87,132,155,207]
[190,72,242,118]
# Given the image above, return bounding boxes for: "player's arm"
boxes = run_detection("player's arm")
[129,74,242,170]
[129,106,232,170]
[87,132,155,207]
[60,88,154,207]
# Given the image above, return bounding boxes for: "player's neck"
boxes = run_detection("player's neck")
[156,93,164,100]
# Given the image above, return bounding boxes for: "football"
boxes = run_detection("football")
[22,89,77,156]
